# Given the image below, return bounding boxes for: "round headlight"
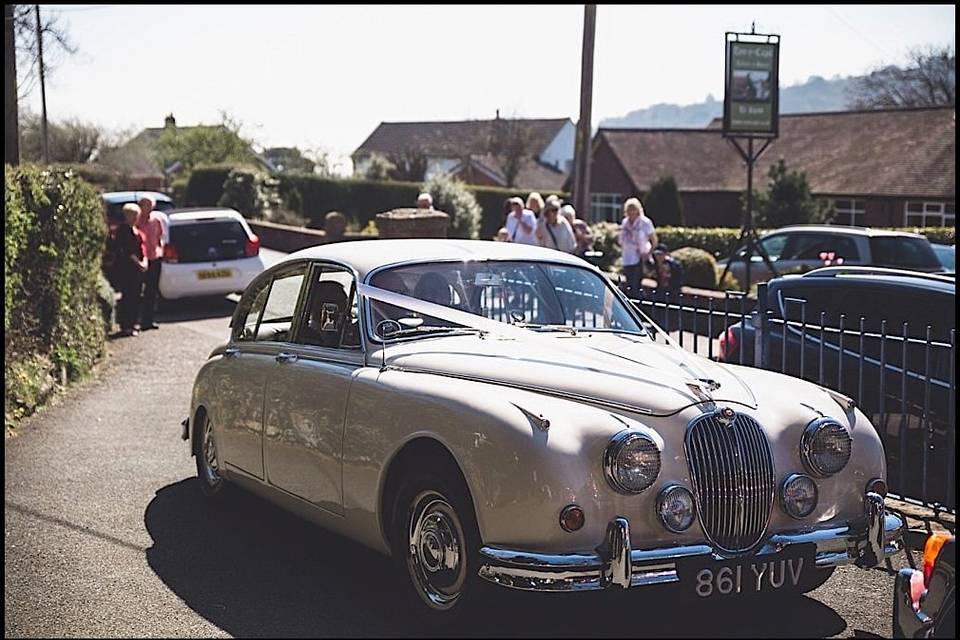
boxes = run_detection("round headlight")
[657,485,695,532]
[604,431,660,494]
[781,473,818,519]
[801,418,852,477]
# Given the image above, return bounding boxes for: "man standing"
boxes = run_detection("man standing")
[136,194,168,330]
[504,196,537,245]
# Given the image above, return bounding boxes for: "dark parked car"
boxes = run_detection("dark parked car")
[893,533,955,638]
[717,225,943,288]
[717,267,955,507]
[101,191,175,229]
[931,243,955,272]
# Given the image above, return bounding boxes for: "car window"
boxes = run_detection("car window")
[168,221,250,263]
[869,237,940,270]
[789,234,860,261]
[758,234,787,261]
[234,279,271,342]
[293,266,360,349]
[257,267,308,343]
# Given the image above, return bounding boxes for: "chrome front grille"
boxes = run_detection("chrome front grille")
[684,411,776,555]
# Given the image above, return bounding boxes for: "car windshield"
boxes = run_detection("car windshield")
[368,261,645,338]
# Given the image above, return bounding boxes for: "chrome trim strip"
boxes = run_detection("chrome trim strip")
[477,506,904,593]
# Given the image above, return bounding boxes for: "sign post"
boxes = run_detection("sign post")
[719,29,781,292]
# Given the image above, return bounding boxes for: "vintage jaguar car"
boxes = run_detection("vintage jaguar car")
[181,239,904,616]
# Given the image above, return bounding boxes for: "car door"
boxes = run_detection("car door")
[213,263,309,479]
[727,232,787,286]
[261,262,363,516]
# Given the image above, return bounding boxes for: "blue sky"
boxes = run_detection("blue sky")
[23,4,956,170]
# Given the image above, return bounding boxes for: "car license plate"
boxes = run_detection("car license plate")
[678,544,814,598]
[196,269,232,280]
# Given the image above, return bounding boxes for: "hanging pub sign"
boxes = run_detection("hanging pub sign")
[723,32,780,138]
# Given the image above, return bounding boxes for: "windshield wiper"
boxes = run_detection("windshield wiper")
[513,323,579,335]
[390,326,481,338]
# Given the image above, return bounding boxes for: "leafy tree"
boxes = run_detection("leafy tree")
[263,146,315,173]
[848,45,955,109]
[153,112,256,173]
[752,159,834,228]
[643,176,685,226]
[421,174,482,239]
[361,153,396,181]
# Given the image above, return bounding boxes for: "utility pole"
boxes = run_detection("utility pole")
[572,4,596,220]
[35,4,49,164]
[4,4,20,164]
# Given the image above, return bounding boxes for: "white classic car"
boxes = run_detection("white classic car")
[182,239,904,617]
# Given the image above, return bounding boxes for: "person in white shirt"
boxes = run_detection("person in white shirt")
[504,196,538,245]
[619,197,658,297]
[536,201,577,253]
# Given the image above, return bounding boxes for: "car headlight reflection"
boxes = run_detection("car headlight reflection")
[801,418,852,477]
[657,485,695,532]
[604,431,660,494]
[781,473,818,519]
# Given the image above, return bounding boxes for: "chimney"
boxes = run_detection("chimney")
[495,109,500,120]
[164,113,176,128]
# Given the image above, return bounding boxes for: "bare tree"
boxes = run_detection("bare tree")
[13,4,76,99]
[19,110,103,163]
[848,45,955,109]
[387,148,429,182]
[482,117,536,188]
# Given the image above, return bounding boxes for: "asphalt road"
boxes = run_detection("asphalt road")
[5,250,922,638]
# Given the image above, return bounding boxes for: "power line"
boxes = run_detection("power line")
[822,6,892,61]
[39,5,116,13]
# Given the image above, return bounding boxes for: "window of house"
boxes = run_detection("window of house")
[904,201,956,227]
[831,199,865,226]
[589,193,622,223]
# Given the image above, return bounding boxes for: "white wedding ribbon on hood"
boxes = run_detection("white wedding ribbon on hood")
[356,282,725,401]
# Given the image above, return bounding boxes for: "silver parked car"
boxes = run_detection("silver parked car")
[718,225,942,287]
[182,239,904,618]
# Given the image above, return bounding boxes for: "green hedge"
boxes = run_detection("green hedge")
[5,165,108,426]
[670,247,717,289]
[184,164,237,206]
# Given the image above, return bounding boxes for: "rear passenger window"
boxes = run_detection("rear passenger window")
[235,280,271,342]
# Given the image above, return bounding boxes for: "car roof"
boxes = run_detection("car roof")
[281,239,592,281]
[101,191,173,203]
[765,225,926,238]
[165,208,246,223]
[788,266,955,293]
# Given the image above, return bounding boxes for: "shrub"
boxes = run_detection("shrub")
[184,164,237,206]
[671,247,718,289]
[169,177,189,206]
[421,174,482,239]
[657,226,743,259]
[218,168,269,218]
[753,159,834,227]
[5,165,108,426]
[589,222,622,272]
[644,176,684,226]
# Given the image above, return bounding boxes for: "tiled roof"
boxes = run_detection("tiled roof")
[354,118,571,159]
[457,154,568,191]
[600,106,955,198]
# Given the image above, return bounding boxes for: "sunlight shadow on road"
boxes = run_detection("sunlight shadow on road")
[144,479,848,638]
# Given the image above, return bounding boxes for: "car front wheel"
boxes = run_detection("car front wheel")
[195,413,225,498]
[392,471,488,621]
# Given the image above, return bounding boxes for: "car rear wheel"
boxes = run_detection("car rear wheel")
[195,413,225,499]
[392,471,488,622]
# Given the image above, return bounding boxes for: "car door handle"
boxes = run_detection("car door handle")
[276,352,298,364]
[224,347,240,358]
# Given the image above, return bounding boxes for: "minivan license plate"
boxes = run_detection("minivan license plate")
[679,544,814,598]
[197,269,232,280]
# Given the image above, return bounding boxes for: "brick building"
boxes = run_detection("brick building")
[582,106,955,228]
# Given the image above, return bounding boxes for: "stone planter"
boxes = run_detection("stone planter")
[375,208,449,239]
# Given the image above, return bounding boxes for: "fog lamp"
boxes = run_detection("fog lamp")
[781,473,818,519]
[657,485,695,532]
[866,478,888,498]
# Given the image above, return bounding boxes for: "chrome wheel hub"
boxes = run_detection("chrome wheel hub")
[202,419,221,486]
[407,491,466,610]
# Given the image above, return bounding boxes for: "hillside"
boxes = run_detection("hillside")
[600,75,855,129]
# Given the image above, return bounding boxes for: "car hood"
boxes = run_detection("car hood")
[380,332,758,416]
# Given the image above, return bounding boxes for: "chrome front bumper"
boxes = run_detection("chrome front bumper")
[478,492,904,592]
